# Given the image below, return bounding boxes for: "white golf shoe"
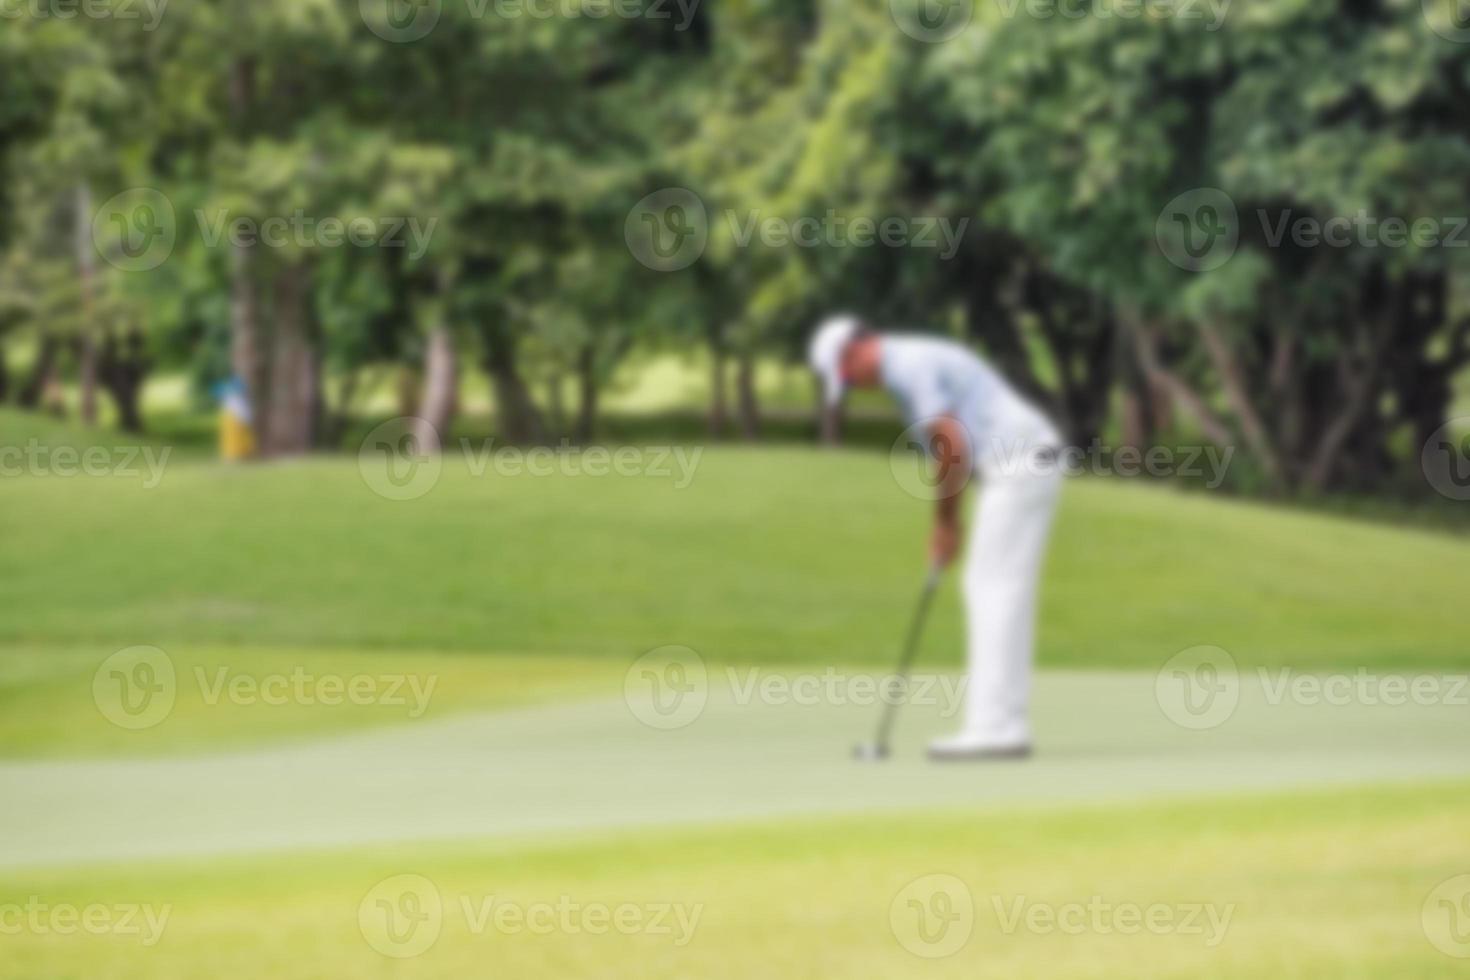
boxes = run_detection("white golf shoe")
[927,729,1033,762]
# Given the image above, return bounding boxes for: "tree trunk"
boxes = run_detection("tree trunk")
[1119,391,1146,451]
[229,56,255,130]
[1020,270,1114,446]
[482,323,544,444]
[98,327,149,434]
[1302,307,1390,493]
[77,335,99,425]
[230,246,261,395]
[708,339,728,437]
[18,334,60,410]
[1072,305,1117,446]
[1199,319,1284,489]
[1148,376,1176,434]
[736,349,760,440]
[1116,320,1151,451]
[1303,382,1370,492]
[1126,314,1235,448]
[575,344,598,444]
[75,182,99,426]
[546,372,567,438]
[228,58,262,439]
[412,325,457,453]
[261,264,317,456]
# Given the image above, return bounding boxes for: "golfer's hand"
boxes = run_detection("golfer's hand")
[930,521,962,569]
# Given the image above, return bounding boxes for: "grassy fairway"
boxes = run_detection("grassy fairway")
[2,781,1466,979]
[5,407,1470,758]
[0,648,623,759]
[2,413,1467,671]
[4,411,1468,979]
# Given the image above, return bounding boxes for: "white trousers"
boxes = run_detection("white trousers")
[960,407,1063,742]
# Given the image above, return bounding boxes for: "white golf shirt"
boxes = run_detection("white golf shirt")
[880,334,1060,476]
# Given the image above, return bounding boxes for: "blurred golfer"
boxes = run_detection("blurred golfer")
[810,316,1063,760]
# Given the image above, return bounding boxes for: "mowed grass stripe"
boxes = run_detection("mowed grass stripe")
[1,443,1466,670]
[1,780,1466,979]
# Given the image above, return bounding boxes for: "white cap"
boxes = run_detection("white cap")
[808,315,862,407]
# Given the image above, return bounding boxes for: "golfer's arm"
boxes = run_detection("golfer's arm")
[931,415,971,526]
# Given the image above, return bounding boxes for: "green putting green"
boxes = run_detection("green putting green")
[4,669,1469,868]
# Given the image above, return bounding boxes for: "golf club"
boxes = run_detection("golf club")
[853,563,943,762]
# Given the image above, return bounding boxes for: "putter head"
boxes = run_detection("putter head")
[852,742,890,763]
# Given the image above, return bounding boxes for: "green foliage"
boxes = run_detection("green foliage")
[1,0,1467,491]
